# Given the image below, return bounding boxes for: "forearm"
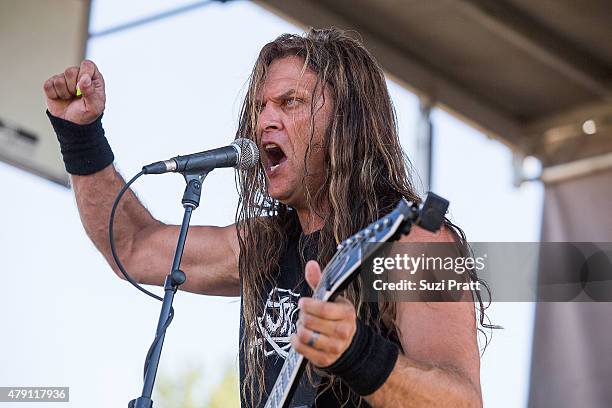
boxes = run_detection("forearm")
[43,61,241,291]
[71,163,160,275]
[364,353,482,408]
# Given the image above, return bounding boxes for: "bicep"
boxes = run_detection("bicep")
[128,222,240,296]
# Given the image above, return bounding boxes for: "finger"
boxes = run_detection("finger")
[296,325,343,353]
[299,311,354,340]
[291,333,342,367]
[52,74,71,100]
[299,297,354,320]
[305,260,322,290]
[43,78,59,99]
[64,66,79,96]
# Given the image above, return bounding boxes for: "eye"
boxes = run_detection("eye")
[284,97,301,108]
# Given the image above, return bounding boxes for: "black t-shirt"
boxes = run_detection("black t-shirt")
[238,220,370,408]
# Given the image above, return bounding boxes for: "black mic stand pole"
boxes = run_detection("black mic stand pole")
[129,171,209,408]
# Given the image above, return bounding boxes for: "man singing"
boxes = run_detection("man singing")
[44,28,483,407]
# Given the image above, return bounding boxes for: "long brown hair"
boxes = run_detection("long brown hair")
[234,27,493,407]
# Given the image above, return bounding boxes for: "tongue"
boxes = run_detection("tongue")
[268,149,285,166]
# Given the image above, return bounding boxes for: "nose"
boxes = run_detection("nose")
[257,103,283,136]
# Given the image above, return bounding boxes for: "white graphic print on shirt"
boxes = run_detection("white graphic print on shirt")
[253,287,301,359]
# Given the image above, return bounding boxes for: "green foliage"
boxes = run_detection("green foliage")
[154,363,239,408]
[206,368,240,408]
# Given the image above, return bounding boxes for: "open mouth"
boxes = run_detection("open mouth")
[263,143,287,173]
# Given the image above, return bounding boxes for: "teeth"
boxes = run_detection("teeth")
[271,164,280,171]
[264,143,279,151]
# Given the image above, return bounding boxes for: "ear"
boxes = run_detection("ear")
[305,260,322,290]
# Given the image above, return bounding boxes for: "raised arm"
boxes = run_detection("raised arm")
[44,60,240,296]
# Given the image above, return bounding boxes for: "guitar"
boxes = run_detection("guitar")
[263,192,450,408]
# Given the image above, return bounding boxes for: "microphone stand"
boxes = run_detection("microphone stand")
[129,171,209,408]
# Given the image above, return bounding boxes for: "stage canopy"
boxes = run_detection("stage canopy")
[2,0,611,185]
[256,0,612,182]
[0,0,89,186]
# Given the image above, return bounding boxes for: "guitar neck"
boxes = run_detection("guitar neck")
[264,348,306,408]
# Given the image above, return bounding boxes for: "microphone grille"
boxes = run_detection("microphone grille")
[231,138,260,170]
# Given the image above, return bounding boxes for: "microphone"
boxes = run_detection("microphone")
[142,138,259,175]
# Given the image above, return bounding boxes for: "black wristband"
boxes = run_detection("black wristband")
[323,318,400,396]
[46,110,114,175]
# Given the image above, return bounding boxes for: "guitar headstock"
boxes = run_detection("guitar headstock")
[317,193,449,299]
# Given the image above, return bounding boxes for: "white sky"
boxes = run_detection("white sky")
[0,1,543,407]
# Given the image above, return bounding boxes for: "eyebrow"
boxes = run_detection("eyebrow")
[256,88,308,104]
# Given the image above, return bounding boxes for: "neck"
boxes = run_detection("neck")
[295,205,325,235]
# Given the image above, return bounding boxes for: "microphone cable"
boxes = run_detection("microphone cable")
[109,170,175,380]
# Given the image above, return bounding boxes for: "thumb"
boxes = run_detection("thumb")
[305,260,322,290]
[78,74,94,98]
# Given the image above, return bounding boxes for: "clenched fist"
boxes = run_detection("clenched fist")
[43,60,106,125]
